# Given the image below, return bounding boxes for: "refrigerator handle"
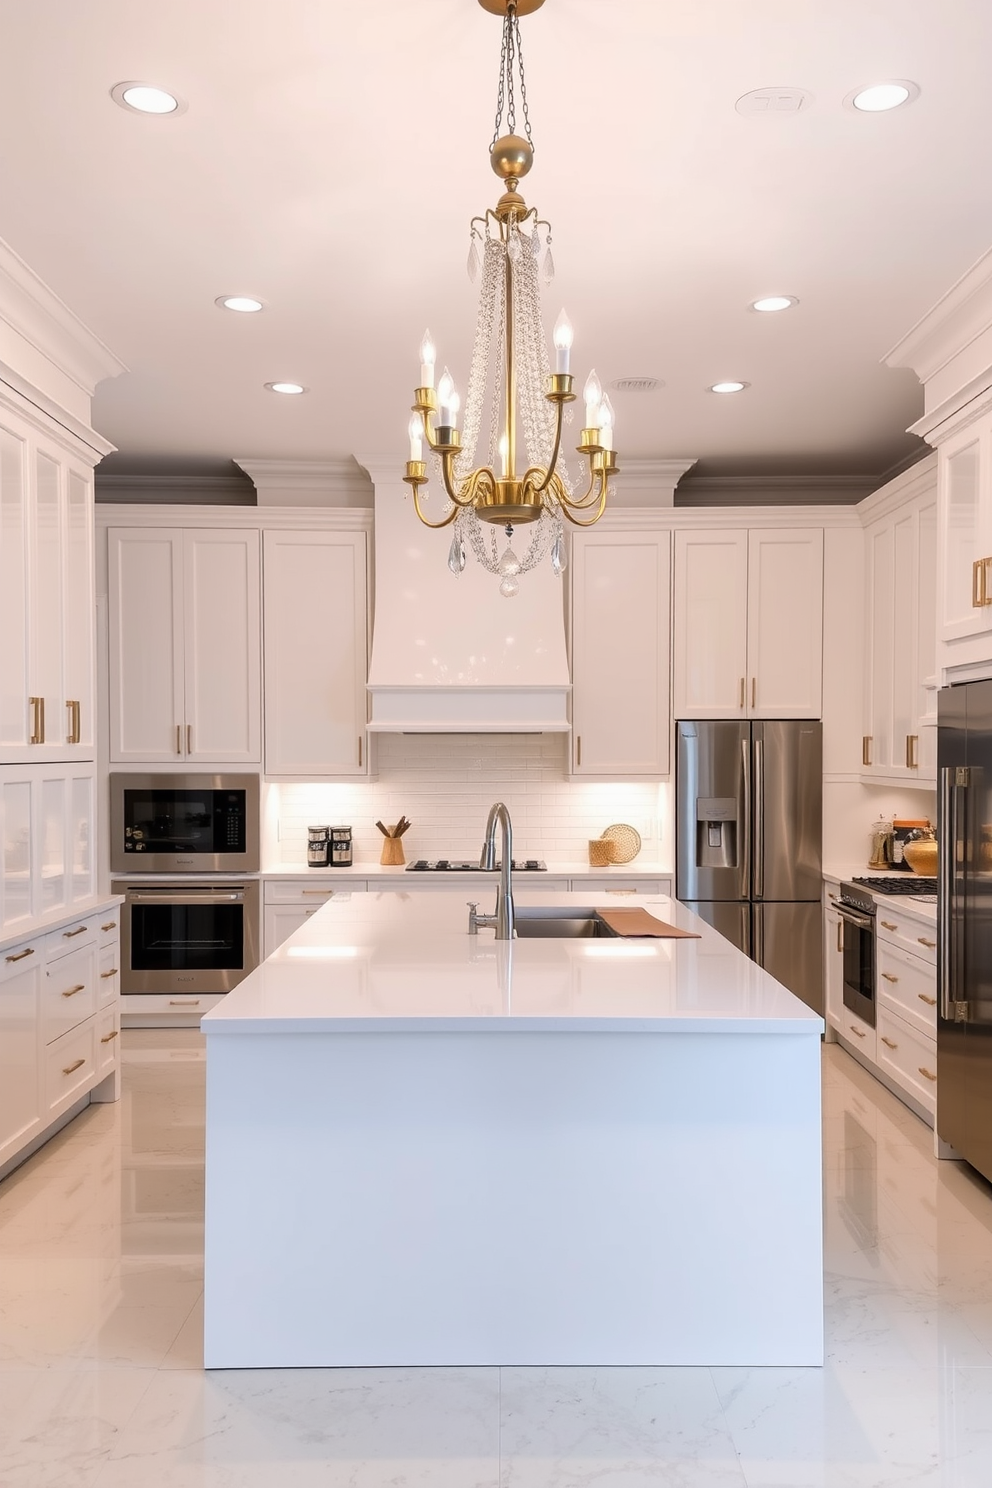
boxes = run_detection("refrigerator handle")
[742,904,751,958]
[754,903,763,965]
[754,736,764,899]
[939,764,961,1021]
[740,737,752,900]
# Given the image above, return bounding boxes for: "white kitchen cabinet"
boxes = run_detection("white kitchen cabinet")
[673,528,823,719]
[570,530,671,775]
[0,764,95,938]
[0,410,96,763]
[0,934,43,1169]
[262,530,368,775]
[263,879,368,955]
[937,417,992,645]
[861,466,938,784]
[107,527,261,763]
[823,884,843,1043]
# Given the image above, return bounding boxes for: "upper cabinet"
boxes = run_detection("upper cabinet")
[937,416,992,645]
[107,528,261,763]
[0,411,97,763]
[570,529,671,776]
[861,460,937,785]
[673,528,823,720]
[262,530,368,775]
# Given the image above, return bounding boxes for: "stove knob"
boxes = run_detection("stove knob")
[526,859,539,870]
[436,859,449,870]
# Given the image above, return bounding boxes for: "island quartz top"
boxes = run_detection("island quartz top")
[201,891,823,1037]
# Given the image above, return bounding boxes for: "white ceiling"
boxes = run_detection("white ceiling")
[2,0,991,483]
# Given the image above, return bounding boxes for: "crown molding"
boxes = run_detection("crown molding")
[0,365,116,460]
[95,471,255,504]
[613,457,697,504]
[235,457,373,506]
[855,451,937,524]
[677,472,875,506]
[885,245,992,384]
[0,236,126,398]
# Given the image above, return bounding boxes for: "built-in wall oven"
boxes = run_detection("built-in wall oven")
[837,881,876,1028]
[121,881,260,997]
[110,774,259,874]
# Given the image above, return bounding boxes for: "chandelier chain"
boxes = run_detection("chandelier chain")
[490,2,533,152]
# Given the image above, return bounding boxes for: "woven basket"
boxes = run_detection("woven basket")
[588,838,616,867]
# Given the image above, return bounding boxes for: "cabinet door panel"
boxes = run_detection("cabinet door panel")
[62,468,95,752]
[939,431,992,641]
[891,510,917,769]
[1,777,33,930]
[866,520,895,769]
[31,451,64,740]
[673,531,748,718]
[0,961,42,1168]
[0,422,29,748]
[747,529,822,719]
[184,530,260,762]
[108,530,185,761]
[263,531,366,775]
[571,531,670,774]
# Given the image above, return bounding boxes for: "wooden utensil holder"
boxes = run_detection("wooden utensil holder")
[380,837,405,866]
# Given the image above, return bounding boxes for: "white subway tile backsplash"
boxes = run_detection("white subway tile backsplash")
[269,733,668,868]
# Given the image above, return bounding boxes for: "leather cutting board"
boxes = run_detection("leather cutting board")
[595,908,701,939]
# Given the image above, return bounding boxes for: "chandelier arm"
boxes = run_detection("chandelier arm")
[532,394,565,494]
[559,459,607,510]
[411,485,460,530]
[440,457,500,509]
[559,472,609,526]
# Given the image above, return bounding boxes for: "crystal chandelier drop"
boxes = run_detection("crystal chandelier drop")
[403,0,618,597]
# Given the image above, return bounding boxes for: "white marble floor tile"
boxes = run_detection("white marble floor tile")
[0,1366,154,1488]
[498,1366,747,1487]
[88,1365,500,1488]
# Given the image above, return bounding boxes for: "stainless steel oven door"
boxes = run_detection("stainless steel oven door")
[838,902,876,1028]
[122,882,260,996]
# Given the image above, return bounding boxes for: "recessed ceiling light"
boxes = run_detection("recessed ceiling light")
[847,80,919,113]
[216,295,264,313]
[265,381,307,395]
[110,81,185,115]
[750,295,798,314]
[709,381,749,395]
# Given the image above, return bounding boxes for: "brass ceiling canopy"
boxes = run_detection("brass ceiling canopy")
[404,0,616,595]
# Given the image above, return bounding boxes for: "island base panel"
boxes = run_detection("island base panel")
[204,1029,823,1367]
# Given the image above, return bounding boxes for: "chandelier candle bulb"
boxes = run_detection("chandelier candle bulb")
[553,310,573,374]
[499,432,510,477]
[583,369,602,426]
[419,331,436,389]
[408,416,423,463]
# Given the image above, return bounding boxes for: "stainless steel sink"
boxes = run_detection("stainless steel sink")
[511,907,616,938]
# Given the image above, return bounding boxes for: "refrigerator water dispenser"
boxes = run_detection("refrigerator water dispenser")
[695,797,738,868]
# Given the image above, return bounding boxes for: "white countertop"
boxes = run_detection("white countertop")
[202,890,823,1037]
[260,861,672,879]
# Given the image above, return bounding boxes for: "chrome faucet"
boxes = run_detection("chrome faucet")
[467,802,514,939]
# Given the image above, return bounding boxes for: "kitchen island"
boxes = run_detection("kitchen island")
[201,891,823,1368]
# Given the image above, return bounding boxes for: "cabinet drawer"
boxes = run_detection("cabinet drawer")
[121,992,222,1019]
[45,914,98,962]
[877,941,937,1037]
[45,1020,96,1117]
[876,1007,937,1116]
[839,1013,876,1062]
[1,935,44,985]
[576,879,670,895]
[264,880,364,905]
[95,1005,120,1077]
[98,911,121,946]
[43,944,97,1043]
[98,945,120,1007]
[875,907,937,964]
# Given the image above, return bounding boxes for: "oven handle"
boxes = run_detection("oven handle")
[836,904,874,931]
[126,891,246,905]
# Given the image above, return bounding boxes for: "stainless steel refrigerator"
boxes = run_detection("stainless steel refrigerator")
[937,681,992,1185]
[676,719,823,1012]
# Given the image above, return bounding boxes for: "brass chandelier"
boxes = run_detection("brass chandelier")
[403,0,619,596]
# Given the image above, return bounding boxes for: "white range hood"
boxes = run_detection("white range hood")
[365,470,570,733]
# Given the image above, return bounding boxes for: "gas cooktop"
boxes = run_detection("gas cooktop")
[849,875,937,895]
[406,859,547,872]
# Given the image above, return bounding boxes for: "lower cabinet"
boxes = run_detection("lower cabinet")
[0,903,120,1177]
[263,880,368,957]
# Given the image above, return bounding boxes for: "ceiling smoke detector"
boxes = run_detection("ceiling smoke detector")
[736,87,813,116]
[609,377,664,393]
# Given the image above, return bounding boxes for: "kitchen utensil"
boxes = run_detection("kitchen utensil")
[588,838,615,867]
[602,823,641,864]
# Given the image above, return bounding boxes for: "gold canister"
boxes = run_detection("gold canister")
[588,838,615,867]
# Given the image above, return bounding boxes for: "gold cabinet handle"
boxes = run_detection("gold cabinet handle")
[972,557,992,607]
[100,968,118,979]
[880,920,898,931]
[187,723,192,754]
[5,946,35,963]
[358,736,363,767]
[918,1066,937,1083]
[881,972,899,983]
[62,1058,86,1076]
[100,1029,119,1044]
[739,677,745,709]
[63,925,87,939]
[828,891,837,901]
[918,937,936,949]
[61,983,86,998]
[751,677,757,709]
[918,993,937,1006]
[169,999,201,1006]
[576,735,582,767]
[176,724,182,755]
[881,1036,898,1049]
[848,1023,867,1039]
[101,921,117,932]
[301,888,335,896]
[862,736,872,767]
[64,698,81,744]
[836,920,843,952]
[29,695,44,745]
[906,734,918,769]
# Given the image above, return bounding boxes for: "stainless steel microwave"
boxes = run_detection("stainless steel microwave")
[110,774,260,874]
